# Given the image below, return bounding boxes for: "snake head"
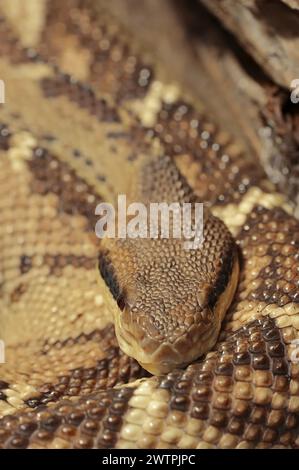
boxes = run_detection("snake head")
[98,214,239,376]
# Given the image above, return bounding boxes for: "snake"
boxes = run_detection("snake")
[0,0,298,449]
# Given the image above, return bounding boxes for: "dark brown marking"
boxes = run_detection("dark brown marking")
[10,283,27,302]
[43,254,95,276]
[40,2,154,104]
[40,324,116,355]
[208,243,236,309]
[20,255,32,274]
[40,76,120,123]
[150,101,268,205]
[28,147,102,232]
[98,252,124,308]
[37,324,149,406]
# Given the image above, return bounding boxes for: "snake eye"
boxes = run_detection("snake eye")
[117,294,126,311]
[98,252,121,302]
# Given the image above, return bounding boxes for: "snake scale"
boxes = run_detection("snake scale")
[0,0,299,449]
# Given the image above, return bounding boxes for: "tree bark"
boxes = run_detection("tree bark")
[200,0,299,89]
[197,0,299,212]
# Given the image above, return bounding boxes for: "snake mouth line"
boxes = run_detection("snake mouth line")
[113,252,239,375]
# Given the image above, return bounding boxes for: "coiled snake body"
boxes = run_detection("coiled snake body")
[0,1,298,449]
